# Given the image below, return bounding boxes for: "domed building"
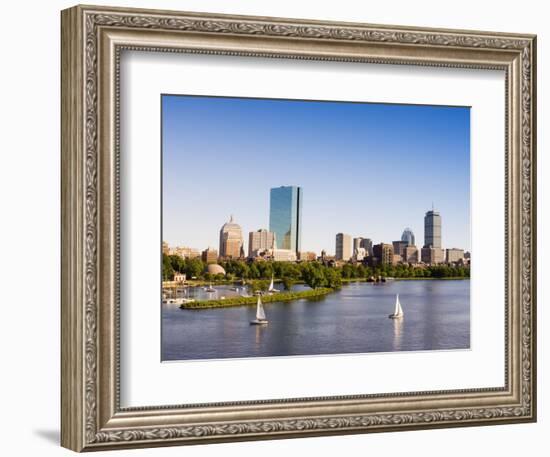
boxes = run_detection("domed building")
[219,215,244,259]
[205,263,226,276]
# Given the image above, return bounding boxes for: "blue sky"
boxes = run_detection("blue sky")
[162,95,470,254]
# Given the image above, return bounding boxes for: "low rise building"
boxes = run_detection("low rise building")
[403,245,419,263]
[421,247,445,265]
[392,240,409,257]
[298,251,317,261]
[271,249,297,262]
[446,248,465,264]
[169,246,200,259]
[201,247,218,263]
[173,272,186,283]
[373,243,394,265]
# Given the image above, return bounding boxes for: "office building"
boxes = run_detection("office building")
[353,247,367,262]
[421,247,445,265]
[353,237,363,252]
[424,209,442,248]
[353,237,373,256]
[403,245,419,263]
[269,186,302,254]
[446,248,465,264]
[201,247,218,263]
[271,249,297,262]
[392,240,409,257]
[169,246,200,259]
[361,238,373,256]
[373,243,394,265]
[219,215,244,259]
[248,229,275,258]
[335,233,352,261]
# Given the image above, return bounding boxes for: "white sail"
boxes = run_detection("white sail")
[392,294,403,317]
[268,276,275,292]
[256,295,266,321]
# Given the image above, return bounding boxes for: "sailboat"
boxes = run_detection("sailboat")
[250,293,268,325]
[205,283,215,293]
[268,275,278,294]
[388,294,404,319]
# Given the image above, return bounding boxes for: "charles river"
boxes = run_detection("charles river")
[161,280,470,361]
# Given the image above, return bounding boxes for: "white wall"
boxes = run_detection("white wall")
[0,1,545,456]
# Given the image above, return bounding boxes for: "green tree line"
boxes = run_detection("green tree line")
[163,254,469,289]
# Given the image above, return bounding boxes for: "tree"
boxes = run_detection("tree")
[257,262,273,279]
[249,279,269,293]
[248,263,260,279]
[281,276,294,291]
[162,254,174,280]
[302,264,326,289]
[185,258,204,279]
[324,268,342,289]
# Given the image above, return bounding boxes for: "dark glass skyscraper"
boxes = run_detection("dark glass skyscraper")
[269,186,302,253]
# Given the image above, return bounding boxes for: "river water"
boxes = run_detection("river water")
[161,280,470,361]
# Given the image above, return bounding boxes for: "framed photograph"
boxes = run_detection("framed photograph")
[61,4,537,452]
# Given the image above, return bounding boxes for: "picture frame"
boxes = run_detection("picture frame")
[61,4,537,452]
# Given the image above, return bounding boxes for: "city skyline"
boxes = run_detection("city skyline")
[162,95,470,254]
[166,193,467,259]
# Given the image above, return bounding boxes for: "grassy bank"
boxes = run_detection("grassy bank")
[341,277,469,283]
[180,288,334,309]
[394,277,470,281]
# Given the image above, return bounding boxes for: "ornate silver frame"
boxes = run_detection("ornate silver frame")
[61,4,537,452]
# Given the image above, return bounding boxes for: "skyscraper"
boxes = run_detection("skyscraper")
[219,215,244,259]
[401,227,415,246]
[269,186,302,254]
[424,210,442,248]
[335,233,352,261]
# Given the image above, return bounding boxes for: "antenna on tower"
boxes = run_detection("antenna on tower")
[432,202,434,211]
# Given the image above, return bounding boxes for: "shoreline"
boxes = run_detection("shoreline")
[394,277,470,281]
[341,277,469,283]
[180,288,333,309]
[177,277,469,310]
[172,276,469,288]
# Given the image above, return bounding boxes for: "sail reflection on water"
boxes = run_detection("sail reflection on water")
[392,318,404,351]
